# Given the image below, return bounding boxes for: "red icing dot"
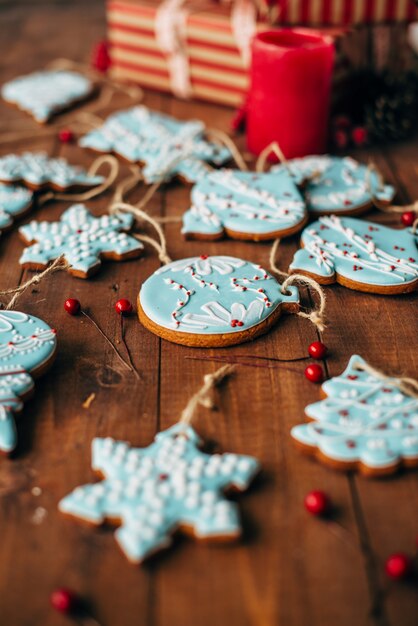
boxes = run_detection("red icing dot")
[200,255,208,260]
[347,375,358,380]
[346,440,357,448]
[64,298,81,316]
[115,299,133,315]
[304,490,330,516]
[237,321,244,327]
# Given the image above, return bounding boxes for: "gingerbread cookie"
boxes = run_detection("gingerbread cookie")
[182,169,307,242]
[59,423,259,563]
[0,183,33,236]
[79,106,231,184]
[0,310,56,454]
[1,70,94,124]
[19,203,144,279]
[291,355,418,476]
[138,255,299,347]
[273,156,395,215]
[0,152,104,192]
[290,215,418,294]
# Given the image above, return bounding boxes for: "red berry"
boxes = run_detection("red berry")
[115,299,133,315]
[58,129,74,144]
[333,129,349,150]
[304,490,330,516]
[64,298,81,316]
[401,211,416,228]
[50,588,77,614]
[351,126,368,147]
[305,363,324,384]
[91,40,111,73]
[332,114,351,129]
[385,553,412,580]
[308,341,328,360]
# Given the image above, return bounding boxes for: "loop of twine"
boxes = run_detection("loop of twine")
[353,359,418,400]
[269,238,326,332]
[110,201,172,265]
[255,141,287,173]
[0,255,70,310]
[38,154,120,206]
[206,128,248,171]
[179,364,235,427]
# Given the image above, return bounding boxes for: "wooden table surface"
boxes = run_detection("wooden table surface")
[0,2,417,625]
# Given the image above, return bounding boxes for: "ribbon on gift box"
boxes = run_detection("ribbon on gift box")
[154,0,257,98]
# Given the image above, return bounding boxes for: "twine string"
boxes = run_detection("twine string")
[38,155,120,206]
[269,238,326,332]
[353,359,418,400]
[256,141,287,173]
[0,255,70,310]
[110,201,172,265]
[206,128,248,171]
[179,364,235,427]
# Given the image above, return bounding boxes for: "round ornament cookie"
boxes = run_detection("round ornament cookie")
[273,155,395,215]
[290,215,418,294]
[0,152,104,192]
[59,423,259,563]
[79,106,231,184]
[0,183,33,236]
[19,203,144,279]
[291,355,418,477]
[138,255,299,347]
[1,70,94,124]
[182,169,307,242]
[0,311,57,454]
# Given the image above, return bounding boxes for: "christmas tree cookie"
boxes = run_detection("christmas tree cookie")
[291,355,418,476]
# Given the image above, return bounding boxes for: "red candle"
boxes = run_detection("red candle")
[247,29,335,159]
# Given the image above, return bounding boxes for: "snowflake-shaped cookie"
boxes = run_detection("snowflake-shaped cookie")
[19,204,144,278]
[273,156,394,215]
[0,311,56,454]
[0,183,33,236]
[290,215,418,294]
[0,152,104,192]
[138,255,300,347]
[2,70,94,123]
[291,355,418,476]
[182,169,307,241]
[59,423,259,563]
[79,106,231,183]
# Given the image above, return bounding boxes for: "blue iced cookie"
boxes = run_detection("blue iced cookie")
[290,215,418,294]
[138,255,299,347]
[273,155,395,215]
[182,168,307,242]
[19,203,144,279]
[0,152,104,192]
[0,311,57,454]
[291,355,418,476]
[59,423,259,563]
[2,70,94,123]
[79,106,231,184]
[0,183,33,235]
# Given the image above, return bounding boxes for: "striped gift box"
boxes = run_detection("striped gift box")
[277,0,417,25]
[107,0,255,106]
